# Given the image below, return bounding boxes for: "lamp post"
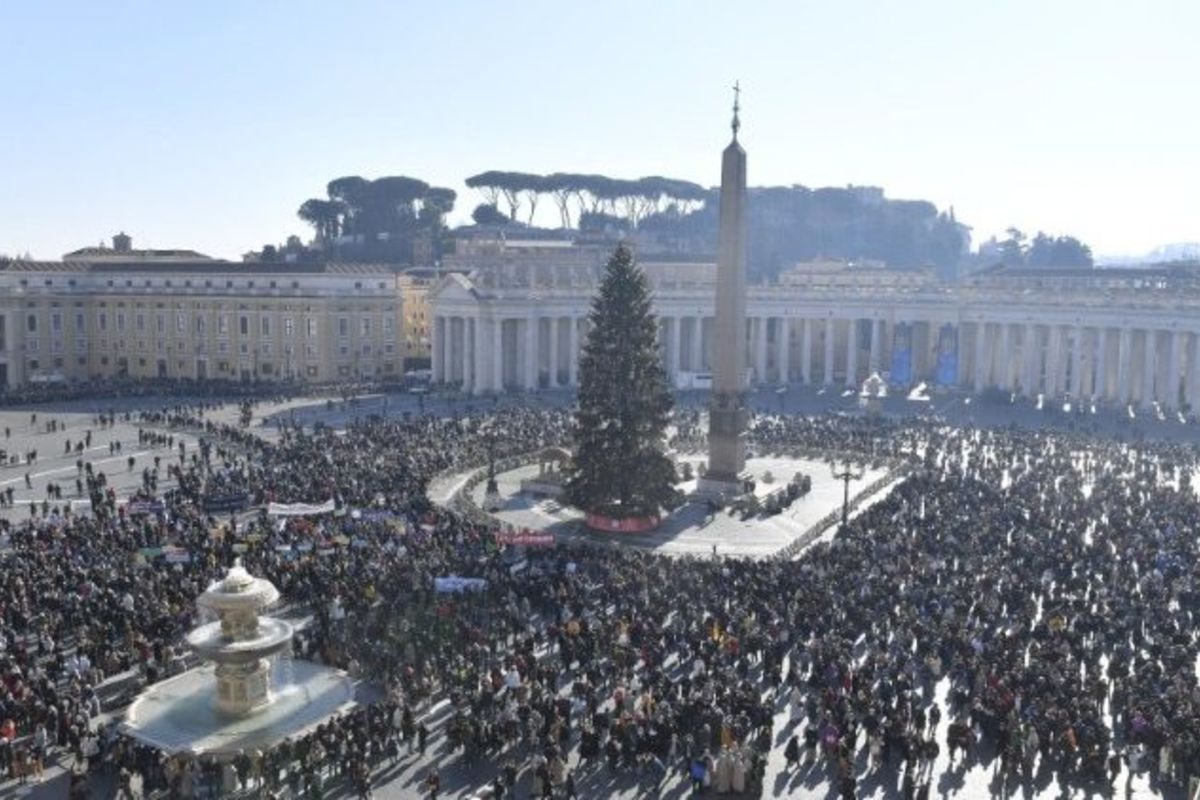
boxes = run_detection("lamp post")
[831,458,865,529]
[483,421,501,511]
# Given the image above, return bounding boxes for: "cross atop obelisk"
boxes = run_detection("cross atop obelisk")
[731,81,741,140]
[699,83,750,498]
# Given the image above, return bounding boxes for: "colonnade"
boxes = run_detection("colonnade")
[432,309,1200,411]
[432,314,586,394]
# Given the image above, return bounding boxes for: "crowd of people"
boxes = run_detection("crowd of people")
[2,393,1200,798]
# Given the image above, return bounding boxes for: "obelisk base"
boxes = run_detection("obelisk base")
[694,472,751,502]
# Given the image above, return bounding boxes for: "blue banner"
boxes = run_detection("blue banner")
[890,323,912,387]
[935,324,959,386]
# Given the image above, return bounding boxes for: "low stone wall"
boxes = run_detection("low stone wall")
[430,448,564,527]
[773,464,912,561]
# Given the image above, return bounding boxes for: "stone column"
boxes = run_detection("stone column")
[845,319,858,388]
[868,319,882,375]
[777,316,787,383]
[668,316,681,385]
[1045,325,1061,398]
[997,323,1011,391]
[1185,335,1195,412]
[472,317,487,395]
[1069,325,1084,399]
[754,317,768,385]
[823,319,835,385]
[1023,323,1038,398]
[689,317,702,373]
[492,318,504,393]
[524,314,537,390]
[973,321,988,392]
[1167,329,1183,410]
[1094,327,1108,400]
[568,317,579,387]
[431,316,443,383]
[1142,330,1157,410]
[801,318,813,384]
[461,317,473,391]
[548,316,560,388]
[1117,328,1132,405]
[443,317,455,385]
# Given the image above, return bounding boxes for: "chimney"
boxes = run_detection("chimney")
[112,231,132,253]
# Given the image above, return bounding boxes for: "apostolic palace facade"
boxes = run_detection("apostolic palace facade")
[0,234,432,388]
[430,237,1200,412]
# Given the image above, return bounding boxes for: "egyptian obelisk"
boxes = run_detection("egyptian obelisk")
[701,84,750,497]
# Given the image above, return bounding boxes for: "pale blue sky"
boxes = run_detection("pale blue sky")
[2,1,1197,260]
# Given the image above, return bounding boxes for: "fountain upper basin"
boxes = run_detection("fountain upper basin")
[185,617,294,663]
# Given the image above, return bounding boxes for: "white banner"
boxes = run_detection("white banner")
[434,576,487,594]
[267,499,336,517]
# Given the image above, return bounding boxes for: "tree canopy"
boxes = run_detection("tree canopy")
[295,174,457,263]
[982,228,1094,268]
[465,171,705,230]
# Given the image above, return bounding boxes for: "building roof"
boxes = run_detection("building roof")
[63,246,212,261]
[2,259,395,276]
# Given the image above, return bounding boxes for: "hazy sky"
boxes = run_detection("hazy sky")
[3,1,1197,261]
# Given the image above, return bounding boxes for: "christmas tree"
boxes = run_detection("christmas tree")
[565,243,678,518]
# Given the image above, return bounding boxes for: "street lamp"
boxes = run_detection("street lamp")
[830,458,865,529]
[483,421,501,511]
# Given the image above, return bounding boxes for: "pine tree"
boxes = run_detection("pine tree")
[565,243,678,518]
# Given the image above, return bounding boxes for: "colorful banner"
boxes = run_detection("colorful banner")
[434,576,488,593]
[126,500,165,515]
[584,514,660,533]
[202,492,250,513]
[164,548,191,564]
[495,531,556,547]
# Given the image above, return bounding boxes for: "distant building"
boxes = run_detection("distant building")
[0,235,410,388]
[431,237,1200,413]
[396,268,435,371]
[63,232,212,264]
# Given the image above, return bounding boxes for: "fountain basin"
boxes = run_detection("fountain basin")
[122,660,356,756]
[185,617,294,663]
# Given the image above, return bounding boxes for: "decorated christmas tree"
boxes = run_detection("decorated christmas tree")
[565,243,678,518]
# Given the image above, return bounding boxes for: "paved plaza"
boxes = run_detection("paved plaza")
[452,455,892,559]
[2,388,1195,800]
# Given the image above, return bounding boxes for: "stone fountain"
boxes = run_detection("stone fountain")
[186,560,294,715]
[122,560,357,756]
